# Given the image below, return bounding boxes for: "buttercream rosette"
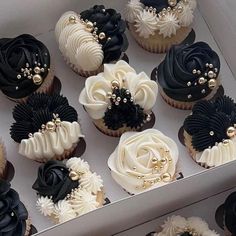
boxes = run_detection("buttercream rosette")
[108,129,179,194]
[10,93,85,162]
[0,34,56,103]
[157,42,221,109]
[32,157,105,224]
[183,95,236,168]
[0,179,32,236]
[148,215,219,236]
[125,0,197,53]
[79,60,158,137]
[55,5,128,77]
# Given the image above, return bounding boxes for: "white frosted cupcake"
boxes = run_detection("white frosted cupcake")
[79,60,158,137]
[149,215,219,236]
[125,0,196,53]
[55,5,128,77]
[33,157,105,224]
[108,129,179,194]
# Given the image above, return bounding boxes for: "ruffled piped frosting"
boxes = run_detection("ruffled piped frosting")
[125,0,144,23]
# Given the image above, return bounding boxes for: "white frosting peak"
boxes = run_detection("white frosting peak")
[125,0,144,23]
[66,157,90,173]
[135,10,159,38]
[80,172,103,194]
[19,121,83,160]
[108,129,179,194]
[36,196,54,216]
[178,3,194,27]
[188,0,197,10]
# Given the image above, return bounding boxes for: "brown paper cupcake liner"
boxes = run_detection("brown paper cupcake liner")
[25,218,32,236]
[128,23,191,53]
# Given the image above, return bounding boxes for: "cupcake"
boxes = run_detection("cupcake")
[216,192,236,236]
[107,129,179,194]
[32,157,105,224]
[79,60,158,137]
[0,179,33,236]
[10,93,85,162]
[157,42,221,109]
[125,0,196,53]
[148,215,219,236]
[55,5,128,77]
[182,95,236,168]
[0,34,56,103]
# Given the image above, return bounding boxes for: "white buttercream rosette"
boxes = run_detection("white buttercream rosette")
[36,157,104,224]
[79,60,158,121]
[156,215,219,236]
[108,129,179,194]
[125,0,196,38]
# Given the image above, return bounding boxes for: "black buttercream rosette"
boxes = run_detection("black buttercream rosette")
[0,34,50,99]
[32,160,79,203]
[10,93,78,143]
[183,96,236,152]
[158,42,220,102]
[0,180,29,236]
[80,5,128,63]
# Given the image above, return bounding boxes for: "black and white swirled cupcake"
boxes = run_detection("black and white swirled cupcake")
[33,158,105,224]
[156,42,221,109]
[55,5,128,77]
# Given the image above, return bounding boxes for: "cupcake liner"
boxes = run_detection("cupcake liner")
[0,141,7,177]
[128,23,191,53]
[25,218,32,236]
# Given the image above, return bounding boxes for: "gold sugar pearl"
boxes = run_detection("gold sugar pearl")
[85,21,94,32]
[98,32,106,40]
[161,173,172,182]
[227,126,235,138]
[32,74,43,85]
[111,80,120,89]
[45,121,56,132]
[69,15,77,24]
[208,79,217,89]
[69,171,80,181]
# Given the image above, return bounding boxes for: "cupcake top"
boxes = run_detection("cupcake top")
[33,157,104,224]
[0,179,29,236]
[155,215,219,236]
[10,93,84,161]
[0,141,7,178]
[158,42,220,102]
[79,60,158,131]
[108,129,179,194]
[125,0,196,38]
[183,95,236,167]
[0,34,51,99]
[55,5,128,72]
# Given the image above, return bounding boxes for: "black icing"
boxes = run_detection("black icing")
[183,96,236,152]
[80,5,128,63]
[158,42,220,102]
[140,0,181,13]
[32,160,79,203]
[103,88,146,130]
[0,179,28,236]
[0,34,50,99]
[10,93,78,143]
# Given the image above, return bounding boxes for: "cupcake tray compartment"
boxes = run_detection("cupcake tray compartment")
[0,1,236,235]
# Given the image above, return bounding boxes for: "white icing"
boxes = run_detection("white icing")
[203,230,219,236]
[178,3,194,27]
[74,41,104,71]
[54,200,76,223]
[107,129,179,194]
[36,196,54,216]
[124,71,158,111]
[66,157,90,173]
[135,10,159,38]
[158,12,180,38]
[188,0,197,10]
[187,217,209,234]
[70,189,99,215]
[125,0,144,23]
[19,121,84,160]
[80,172,103,194]
[55,11,79,41]
[195,137,236,167]
[79,75,111,119]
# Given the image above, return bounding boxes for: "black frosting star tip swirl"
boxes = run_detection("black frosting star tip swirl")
[10,93,78,143]
[0,179,29,236]
[183,95,236,152]
[32,160,79,203]
[80,5,128,63]
[0,34,51,99]
[157,42,221,102]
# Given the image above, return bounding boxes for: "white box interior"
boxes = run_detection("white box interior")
[0,1,235,235]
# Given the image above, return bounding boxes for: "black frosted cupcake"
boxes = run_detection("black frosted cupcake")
[182,95,236,168]
[10,93,85,162]
[0,179,32,236]
[157,42,221,109]
[55,5,128,77]
[0,34,56,103]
